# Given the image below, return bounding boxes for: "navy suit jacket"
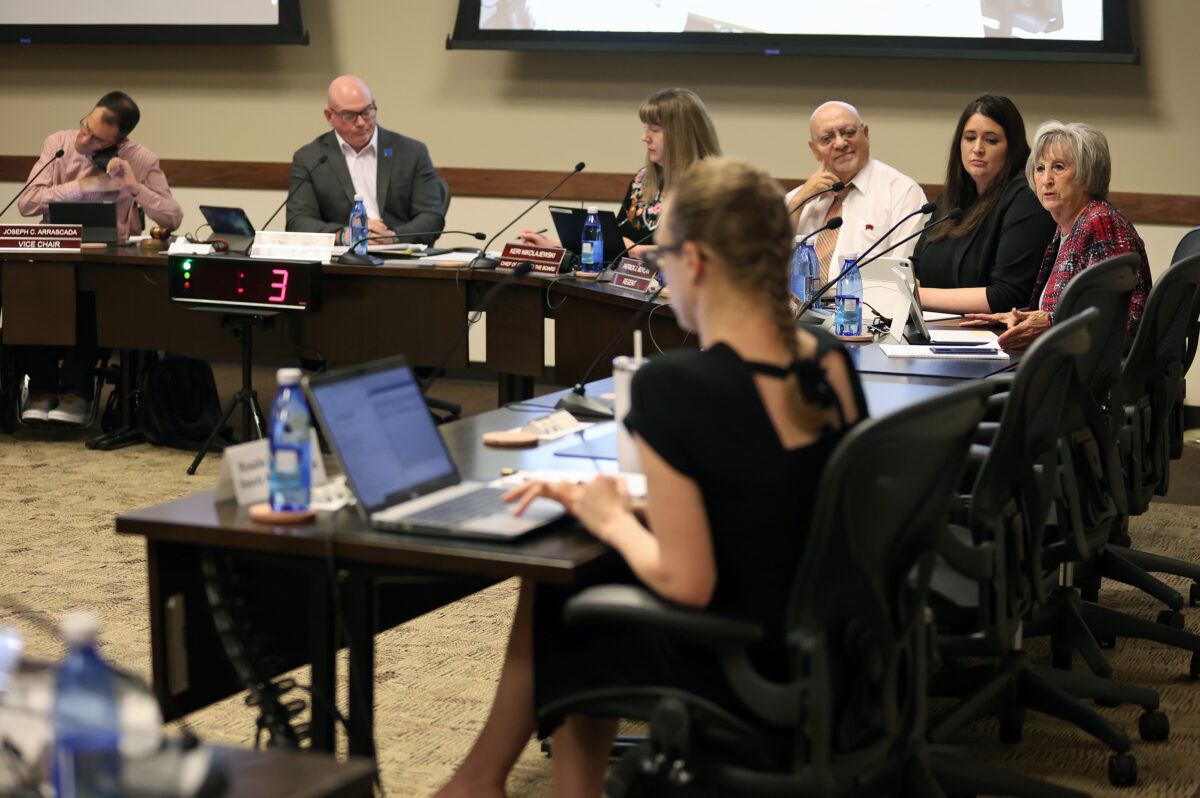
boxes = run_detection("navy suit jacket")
[286,127,445,245]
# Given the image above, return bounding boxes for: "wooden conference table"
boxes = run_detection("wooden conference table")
[0,247,690,405]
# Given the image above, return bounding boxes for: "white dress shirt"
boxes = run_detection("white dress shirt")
[786,158,928,263]
[335,128,380,219]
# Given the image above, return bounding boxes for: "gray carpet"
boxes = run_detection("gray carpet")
[2,408,1200,797]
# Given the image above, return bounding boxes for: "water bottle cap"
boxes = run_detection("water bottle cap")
[353,193,364,201]
[793,235,805,244]
[587,205,599,214]
[842,252,858,260]
[60,611,100,647]
[276,367,303,386]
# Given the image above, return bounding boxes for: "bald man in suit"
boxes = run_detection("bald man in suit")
[286,75,446,246]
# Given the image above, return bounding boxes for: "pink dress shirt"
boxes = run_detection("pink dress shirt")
[18,130,184,240]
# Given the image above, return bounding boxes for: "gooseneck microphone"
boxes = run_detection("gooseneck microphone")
[853,201,937,265]
[789,180,845,219]
[1,149,65,217]
[557,285,665,419]
[470,162,586,270]
[420,261,534,396]
[261,154,329,229]
[797,216,842,247]
[796,207,961,319]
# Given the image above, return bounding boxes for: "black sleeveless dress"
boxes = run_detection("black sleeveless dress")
[533,339,861,735]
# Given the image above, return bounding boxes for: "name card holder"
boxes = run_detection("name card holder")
[610,257,655,293]
[497,243,571,277]
[0,224,83,252]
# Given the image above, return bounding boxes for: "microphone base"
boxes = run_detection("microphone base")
[796,306,833,328]
[904,329,932,345]
[336,251,384,266]
[556,391,615,420]
[470,255,499,270]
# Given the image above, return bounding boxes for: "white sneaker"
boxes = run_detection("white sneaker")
[47,394,91,425]
[21,394,57,423]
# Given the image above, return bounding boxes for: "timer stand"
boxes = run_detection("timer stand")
[187,308,278,475]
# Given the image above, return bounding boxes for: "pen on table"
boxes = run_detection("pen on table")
[517,228,549,240]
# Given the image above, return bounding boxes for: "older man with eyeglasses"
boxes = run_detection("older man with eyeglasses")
[286,75,446,246]
[785,101,927,283]
[15,90,182,425]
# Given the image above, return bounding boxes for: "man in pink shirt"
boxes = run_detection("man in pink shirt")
[17,91,183,425]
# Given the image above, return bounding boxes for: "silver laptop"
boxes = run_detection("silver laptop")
[304,356,565,539]
[858,256,932,344]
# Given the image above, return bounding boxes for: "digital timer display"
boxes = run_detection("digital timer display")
[168,254,320,311]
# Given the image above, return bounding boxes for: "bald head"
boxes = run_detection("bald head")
[808,100,870,183]
[324,75,377,153]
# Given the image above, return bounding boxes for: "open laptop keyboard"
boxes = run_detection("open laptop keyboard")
[400,487,509,527]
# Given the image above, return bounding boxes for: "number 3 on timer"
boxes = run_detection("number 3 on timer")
[269,268,289,302]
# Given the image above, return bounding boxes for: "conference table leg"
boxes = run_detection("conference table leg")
[345,573,376,759]
[308,569,336,752]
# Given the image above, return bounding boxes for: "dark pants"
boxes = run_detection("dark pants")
[20,292,98,401]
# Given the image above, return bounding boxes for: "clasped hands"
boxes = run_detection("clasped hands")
[503,475,634,543]
[961,307,1052,351]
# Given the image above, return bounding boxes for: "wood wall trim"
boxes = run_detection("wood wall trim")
[3,155,1197,227]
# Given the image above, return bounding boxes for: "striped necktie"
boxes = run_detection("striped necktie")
[814,189,848,284]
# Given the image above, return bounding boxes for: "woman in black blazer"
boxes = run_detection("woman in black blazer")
[912,94,1056,314]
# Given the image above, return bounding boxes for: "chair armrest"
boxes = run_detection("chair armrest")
[937,523,995,581]
[424,396,462,418]
[564,584,764,649]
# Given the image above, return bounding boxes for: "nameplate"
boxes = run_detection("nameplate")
[0,224,83,252]
[497,243,569,277]
[214,430,327,507]
[611,257,654,293]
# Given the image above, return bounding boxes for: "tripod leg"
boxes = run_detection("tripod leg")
[188,393,246,475]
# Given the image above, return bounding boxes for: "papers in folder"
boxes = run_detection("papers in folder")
[881,329,1010,360]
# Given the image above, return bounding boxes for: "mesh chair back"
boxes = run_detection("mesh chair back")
[435,176,452,215]
[1122,253,1200,506]
[970,312,1095,641]
[1171,226,1200,265]
[1053,252,1139,401]
[788,381,990,773]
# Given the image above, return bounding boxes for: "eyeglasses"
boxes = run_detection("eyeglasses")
[643,243,683,271]
[78,115,118,149]
[815,125,862,148]
[330,103,377,124]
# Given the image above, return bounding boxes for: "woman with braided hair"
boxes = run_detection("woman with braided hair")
[434,157,864,798]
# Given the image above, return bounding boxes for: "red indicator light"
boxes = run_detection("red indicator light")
[237,288,244,293]
[184,282,190,288]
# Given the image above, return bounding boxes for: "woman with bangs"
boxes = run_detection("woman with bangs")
[521,87,721,259]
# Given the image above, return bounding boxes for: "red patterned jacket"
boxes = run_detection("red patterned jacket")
[1027,199,1152,334]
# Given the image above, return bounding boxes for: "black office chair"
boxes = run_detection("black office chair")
[1030,254,1200,679]
[929,311,1161,789]
[534,383,1063,797]
[1169,227,1200,459]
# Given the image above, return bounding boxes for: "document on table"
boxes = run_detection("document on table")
[881,343,1010,360]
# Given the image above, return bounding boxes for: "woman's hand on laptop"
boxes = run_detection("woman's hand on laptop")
[503,475,633,539]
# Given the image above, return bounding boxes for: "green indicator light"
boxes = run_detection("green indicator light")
[184,272,191,279]
[181,259,193,271]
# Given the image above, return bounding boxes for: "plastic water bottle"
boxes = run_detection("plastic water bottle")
[348,195,368,255]
[580,206,604,274]
[834,252,863,337]
[269,367,312,512]
[53,612,121,798]
[788,237,819,308]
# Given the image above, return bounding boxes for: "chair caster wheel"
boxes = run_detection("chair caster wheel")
[1108,752,1137,786]
[1190,581,1200,607]
[1157,609,1186,629]
[999,716,1023,744]
[1138,710,1170,742]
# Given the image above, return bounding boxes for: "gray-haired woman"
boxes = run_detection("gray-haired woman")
[963,120,1151,350]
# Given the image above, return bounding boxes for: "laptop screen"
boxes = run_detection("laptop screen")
[306,359,459,513]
